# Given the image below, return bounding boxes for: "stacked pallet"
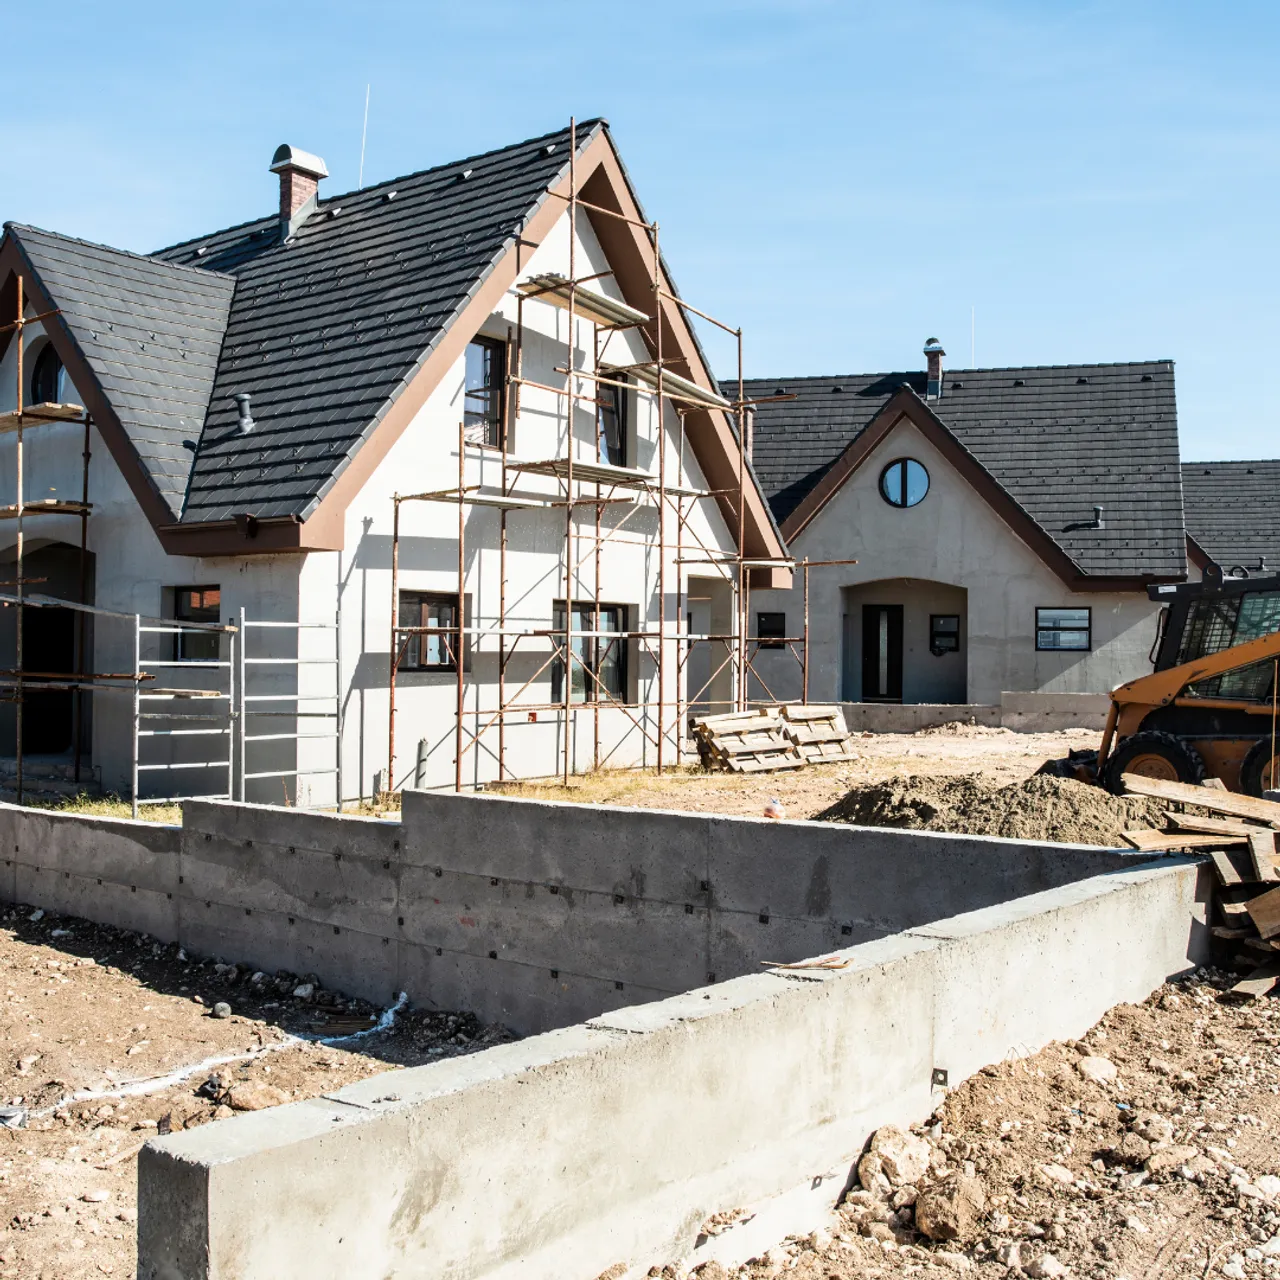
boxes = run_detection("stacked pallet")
[690,705,857,774]
[777,705,860,764]
[1119,773,1280,997]
[690,710,803,773]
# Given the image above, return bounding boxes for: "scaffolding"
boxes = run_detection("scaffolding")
[385,119,857,795]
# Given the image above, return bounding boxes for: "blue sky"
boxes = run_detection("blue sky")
[4,1,1275,459]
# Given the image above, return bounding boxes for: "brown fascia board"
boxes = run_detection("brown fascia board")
[781,386,1180,594]
[293,127,791,585]
[0,236,179,538]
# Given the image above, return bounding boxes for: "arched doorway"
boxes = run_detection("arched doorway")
[0,542,95,756]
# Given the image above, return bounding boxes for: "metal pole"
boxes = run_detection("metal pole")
[387,497,401,801]
[237,606,247,801]
[14,276,24,804]
[227,624,236,801]
[655,222,666,774]
[562,116,577,786]
[736,326,745,711]
[131,614,140,819]
[74,414,90,784]
[455,418,465,793]
[334,554,344,809]
[803,557,810,705]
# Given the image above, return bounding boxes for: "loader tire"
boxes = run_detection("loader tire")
[1239,738,1280,796]
[1102,731,1206,794]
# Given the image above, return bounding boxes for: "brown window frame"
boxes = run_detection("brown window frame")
[172,585,222,662]
[398,591,471,673]
[551,601,629,704]
[463,336,507,449]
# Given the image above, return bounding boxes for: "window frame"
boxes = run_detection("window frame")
[30,342,65,406]
[1035,606,1092,653]
[756,611,786,650]
[596,373,628,467]
[551,600,629,704]
[398,590,470,673]
[172,585,222,662]
[878,457,930,509]
[463,335,507,449]
[929,613,960,656]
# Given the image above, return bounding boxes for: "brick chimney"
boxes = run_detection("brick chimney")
[269,144,329,238]
[924,337,945,400]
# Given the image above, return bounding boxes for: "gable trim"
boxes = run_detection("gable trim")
[781,387,1177,592]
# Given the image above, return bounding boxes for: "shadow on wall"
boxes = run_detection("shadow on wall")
[841,579,966,705]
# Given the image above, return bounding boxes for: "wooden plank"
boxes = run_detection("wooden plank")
[1166,811,1261,838]
[1231,958,1280,997]
[1120,828,1246,852]
[1212,926,1253,939]
[1220,898,1252,919]
[1121,774,1280,824]
[781,705,843,721]
[1248,830,1280,883]
[1210,850,1254,887]
[1202,777,1229,791]
[1246,885,1280,939]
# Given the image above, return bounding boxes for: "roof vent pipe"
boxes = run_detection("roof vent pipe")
[1092,505,1105,530]
[924,337,944,400]
[233,393,255,435]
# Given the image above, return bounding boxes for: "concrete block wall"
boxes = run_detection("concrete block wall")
[2,794,1143,1037]
[137,857,1211,1280]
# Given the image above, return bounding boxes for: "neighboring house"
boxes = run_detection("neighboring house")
[0,120,786,804]
[739,343,1187,708]
[1181,461,1280,577]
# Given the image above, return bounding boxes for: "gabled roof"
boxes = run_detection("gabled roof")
[2,225,234,519]
[735,360,1186,584]
[0,122,788,573]
[1181,460,1280,573]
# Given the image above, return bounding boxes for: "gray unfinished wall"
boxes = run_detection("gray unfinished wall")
[2,793,1142,1036]
[137,858,1210,1280]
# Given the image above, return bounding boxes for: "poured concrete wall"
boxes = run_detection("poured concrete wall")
[136,856,1210,1280]
[2,791,1140,1036]
[836,691,1111,734]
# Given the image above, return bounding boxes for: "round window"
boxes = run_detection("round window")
[879,458,929,508]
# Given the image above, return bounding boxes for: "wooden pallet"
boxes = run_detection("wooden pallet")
[690,711,803,773]
[777,704,858,764]
[1120,773,1280,993]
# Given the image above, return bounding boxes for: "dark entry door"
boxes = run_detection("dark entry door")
[861,604,903,702]
[23,605,74,753]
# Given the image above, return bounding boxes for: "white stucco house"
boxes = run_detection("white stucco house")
[741,342,1188,717]
[0,119,787,806]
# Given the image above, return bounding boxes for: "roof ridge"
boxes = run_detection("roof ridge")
[153,118,607,258]
[737,359,1173,383]
[4,221,236,281]
[1183,458,1280,467]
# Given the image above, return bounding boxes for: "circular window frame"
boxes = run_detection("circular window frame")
[878,457,930,508]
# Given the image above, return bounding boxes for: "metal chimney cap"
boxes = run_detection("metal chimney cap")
[269,145,329,179]
[232,392,256,435]
[923,337,945,354]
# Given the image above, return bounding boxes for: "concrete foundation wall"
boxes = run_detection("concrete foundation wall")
[136,857,1210,1280]
[2,791,1141,1037]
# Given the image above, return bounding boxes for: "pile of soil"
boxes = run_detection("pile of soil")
[914,721,1014,738]
[817,772,1168,845]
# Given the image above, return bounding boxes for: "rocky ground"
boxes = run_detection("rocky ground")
[0,906,513,1280]
[671,971,1280,1280]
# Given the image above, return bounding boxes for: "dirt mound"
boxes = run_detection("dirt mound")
[816,771,1167,845]
[914,720,1013,738]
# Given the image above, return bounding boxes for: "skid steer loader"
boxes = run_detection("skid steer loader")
[1049,563,1280,795]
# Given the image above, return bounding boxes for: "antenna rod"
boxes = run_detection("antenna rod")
[358,84,371,188]
[971,305,975,367]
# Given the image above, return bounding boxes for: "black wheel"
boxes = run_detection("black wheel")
[1239,738,1280,796]
[1102,731,1206,794]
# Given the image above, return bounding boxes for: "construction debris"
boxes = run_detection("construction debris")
[1119,772,1280,995]
[691,705,857,773]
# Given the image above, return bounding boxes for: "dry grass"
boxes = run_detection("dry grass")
[30,792,183,825]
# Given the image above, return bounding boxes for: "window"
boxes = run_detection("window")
[929,614,960,655]
[463,337,506,447]
[551,602,627,703]
[30,343,65,406]
[1178,588,1280,700]
[597,376,627,466]
[879,458,929,508]
[1036,607,1091,652]
[173,586,221,661]
[398,592,465,671]
[756,611,786,649]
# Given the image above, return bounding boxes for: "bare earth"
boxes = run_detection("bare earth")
[4,724,1273,1280]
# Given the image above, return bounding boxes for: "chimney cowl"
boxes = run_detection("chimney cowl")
[233,392,255,435]
[271,144,329,237]
[923,337,945,400]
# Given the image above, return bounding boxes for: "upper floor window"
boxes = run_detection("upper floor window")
[464,337,506,447]
[30,343,65,406]
[1036,607,1091,652]
[551,602,627,703]
[173,586,221,662]
[756,611,786,649]
[597,376,627,467]
[879,457,929,508]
